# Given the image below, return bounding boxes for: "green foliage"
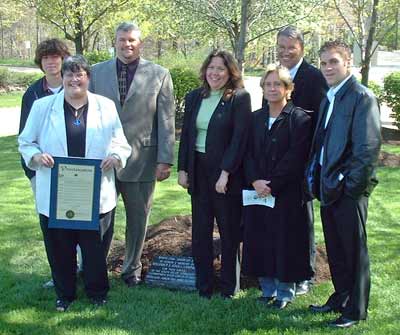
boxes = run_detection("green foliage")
[170,67,201,126]
[84,50,112,65]
[383,71,400,130]
[367,80,383,101]
[0,67,41,89]
[0,68,10,87]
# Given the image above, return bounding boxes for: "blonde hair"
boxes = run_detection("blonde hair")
[260,64,294,100]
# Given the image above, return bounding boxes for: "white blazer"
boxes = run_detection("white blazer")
[18,91,132,217]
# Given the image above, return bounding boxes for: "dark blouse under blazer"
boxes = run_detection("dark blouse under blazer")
[178,87,252,195]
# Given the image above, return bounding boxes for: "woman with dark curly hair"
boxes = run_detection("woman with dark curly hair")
[177,49,252,299]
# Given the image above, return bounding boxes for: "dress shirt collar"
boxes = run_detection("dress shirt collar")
[116,57,139,73]
[327,74,352,103]
[289,58,303,80]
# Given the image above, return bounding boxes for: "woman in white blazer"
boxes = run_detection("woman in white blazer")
[18,55,131,311]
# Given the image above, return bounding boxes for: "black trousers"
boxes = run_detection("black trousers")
[191,153,241,296]
[305,200,316,279]
[39,212,112,302]
[320,195,370,320]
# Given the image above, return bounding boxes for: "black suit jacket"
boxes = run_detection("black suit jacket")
[291,60,328,127]
[178,88,252,195]
[306,76,381,206]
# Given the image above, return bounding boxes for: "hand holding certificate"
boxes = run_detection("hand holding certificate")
[49,157,102,230]
[242,189,275,208]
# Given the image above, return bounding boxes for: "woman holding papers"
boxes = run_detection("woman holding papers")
[18,55,131,311]
[242,64,312,309]
[177,50,251,299]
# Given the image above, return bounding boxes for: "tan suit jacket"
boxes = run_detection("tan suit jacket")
[90,58,175,182]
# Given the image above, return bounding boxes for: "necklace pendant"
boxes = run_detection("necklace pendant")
[73,119,81,126]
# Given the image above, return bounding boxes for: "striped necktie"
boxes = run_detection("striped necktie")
[119,63,128,106]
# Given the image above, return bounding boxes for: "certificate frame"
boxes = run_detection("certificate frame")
[49,156,102,230]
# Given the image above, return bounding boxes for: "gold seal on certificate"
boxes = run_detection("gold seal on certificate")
[65,210,75,219]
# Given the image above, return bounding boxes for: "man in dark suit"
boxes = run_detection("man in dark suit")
[90,22,175,287]
[307,40,381,328]
[275,26,328,295]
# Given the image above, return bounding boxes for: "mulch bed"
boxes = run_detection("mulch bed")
[108,215,331,290]
[108,144,400,290]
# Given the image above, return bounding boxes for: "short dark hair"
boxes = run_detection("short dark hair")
[277,26,304,48]
[34,39,70,71]
[319,40,351,59]
[199,49,244,100]
[62,55,91,76]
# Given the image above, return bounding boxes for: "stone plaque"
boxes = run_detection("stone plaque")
[145,255,196,291]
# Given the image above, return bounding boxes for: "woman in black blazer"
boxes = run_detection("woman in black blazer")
[242,64,312,309]
[177,50,252,299]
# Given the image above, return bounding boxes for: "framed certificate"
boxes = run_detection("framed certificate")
[49,157,102,230]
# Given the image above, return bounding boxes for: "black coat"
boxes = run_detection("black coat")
[262,60,327,131]
[242,102,313,282]
[306,75,381,206]
[19,77,57,179]
[177,88,252,195]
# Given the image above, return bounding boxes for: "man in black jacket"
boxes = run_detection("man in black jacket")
[19,38,70,288]
[307,40,381,328]
[275,26,328,295]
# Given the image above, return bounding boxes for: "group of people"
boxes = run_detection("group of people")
[18,22,381,329]
[178,26,380,329]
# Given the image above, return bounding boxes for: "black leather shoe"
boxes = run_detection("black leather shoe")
[309,304,340,313]
[257,296,275,305]
[271,300,290,309]
[199,291,212,299]
[124,277,142,287]
[328,316,359,328]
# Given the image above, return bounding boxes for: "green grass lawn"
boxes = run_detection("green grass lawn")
[0,92,23,108]
[0,136,399,334]
[382,143,400,155]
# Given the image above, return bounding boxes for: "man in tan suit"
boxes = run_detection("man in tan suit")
[90,22,175,286]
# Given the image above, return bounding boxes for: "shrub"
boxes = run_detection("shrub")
[0,68,10,88]
[170,67,201,127]
[383,71,400,130]
[84,50,112,65]
[0,67,41,89]
[11,72,42,87]
[367,80,383,101]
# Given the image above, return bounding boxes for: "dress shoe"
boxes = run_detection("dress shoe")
[91,297,107,307]
[199,291,212,300]
[124,277,142,287]
[271,300,290,309]
[256,296,275,305]
[221,293,234,300]
[309,304,340,314]
[328,316,359,328]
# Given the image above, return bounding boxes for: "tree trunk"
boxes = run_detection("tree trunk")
[361,0,379,86]
[236,0,250,73]
[74,33,84,54]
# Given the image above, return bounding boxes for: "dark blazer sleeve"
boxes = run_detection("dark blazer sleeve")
[269,109,312,196]
[219,89,252,173]
[244,110,264,184]
[177,90,197,172]
[344,91,381,198]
